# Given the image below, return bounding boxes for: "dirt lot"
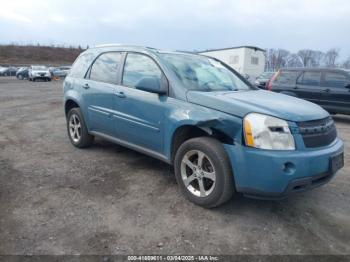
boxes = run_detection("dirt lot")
[0,77,349,255]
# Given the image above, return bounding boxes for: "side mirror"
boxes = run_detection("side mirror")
[135,75,168,94]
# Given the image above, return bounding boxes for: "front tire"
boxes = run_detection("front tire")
[174,137,235,208]
[67,107,94,148]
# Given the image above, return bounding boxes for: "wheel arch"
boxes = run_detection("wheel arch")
[169,123,234,164]
[64,98,81,116]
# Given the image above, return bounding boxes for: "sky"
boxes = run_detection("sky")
[0,0,349,60]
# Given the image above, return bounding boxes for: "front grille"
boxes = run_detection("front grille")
[297,117,337,148]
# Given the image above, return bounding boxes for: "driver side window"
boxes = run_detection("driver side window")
[122,53,162,89]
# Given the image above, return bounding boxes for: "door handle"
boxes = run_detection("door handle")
[323,88,330,92]
[83,83,90,89]
[115,91,126,98]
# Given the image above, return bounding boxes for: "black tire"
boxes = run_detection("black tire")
[47,78,51,82]
[66,107,94,148]
[33,78,36,82]
[174,137,235,208]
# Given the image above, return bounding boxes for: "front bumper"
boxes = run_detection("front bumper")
[224,137,344,199]
[33,76,51,78]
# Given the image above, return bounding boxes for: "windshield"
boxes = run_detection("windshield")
[32,66,47,70]
[161,53,252,91]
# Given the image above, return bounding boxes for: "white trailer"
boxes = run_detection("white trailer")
[199,46,265,80]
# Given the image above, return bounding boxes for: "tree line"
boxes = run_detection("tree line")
[265,48,350,71]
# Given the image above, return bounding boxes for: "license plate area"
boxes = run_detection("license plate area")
[330,152,344,174]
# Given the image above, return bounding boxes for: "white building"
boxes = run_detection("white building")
[199,46,265,80]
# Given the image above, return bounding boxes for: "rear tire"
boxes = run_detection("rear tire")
[174,137,235,208]
[67,107,94,148]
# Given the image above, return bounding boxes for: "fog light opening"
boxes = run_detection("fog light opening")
[283,162,295,174]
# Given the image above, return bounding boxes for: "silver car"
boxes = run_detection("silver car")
[29,65,51,81]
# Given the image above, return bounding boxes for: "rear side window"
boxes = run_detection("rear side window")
[298,71,321,86]
[69,53,94,78]
[323,72,349,88]
[122,53,162,88]
[89,52,122,84]
[275,71,300,85]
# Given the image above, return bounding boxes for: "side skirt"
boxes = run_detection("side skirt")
[89,131,171,164]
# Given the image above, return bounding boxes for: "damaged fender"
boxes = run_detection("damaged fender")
[162,102,243,162]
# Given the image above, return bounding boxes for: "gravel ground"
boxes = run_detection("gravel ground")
[0,77,349,255]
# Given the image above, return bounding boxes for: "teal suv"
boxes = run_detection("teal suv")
[63,45,344,208]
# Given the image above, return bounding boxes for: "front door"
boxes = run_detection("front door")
[113,53,168,153]
[295,70,323,104]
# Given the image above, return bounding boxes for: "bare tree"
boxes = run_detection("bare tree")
[286,53,303,67]
[343,56,350,69]
[324,48,340,67]
[310,51,324,67]
[297,49,314,67]
[265,48,290,71]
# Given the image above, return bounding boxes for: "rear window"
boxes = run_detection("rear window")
[274,70,300,84]
[298,71,321,86]
[69,53,94,78]
[324,72,349,88]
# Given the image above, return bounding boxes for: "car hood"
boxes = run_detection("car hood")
[186,90,329,122]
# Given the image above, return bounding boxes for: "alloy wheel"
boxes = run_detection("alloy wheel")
[180,150,216,197]
[69,114,82,143]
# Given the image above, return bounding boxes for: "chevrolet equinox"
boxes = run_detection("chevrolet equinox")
[63,45,344,208]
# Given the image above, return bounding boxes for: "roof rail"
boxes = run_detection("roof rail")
[92,44,158,51]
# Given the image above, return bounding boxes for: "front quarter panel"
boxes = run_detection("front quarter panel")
[163,97,243,160]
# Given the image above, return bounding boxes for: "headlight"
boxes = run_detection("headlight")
[243,113,295,150]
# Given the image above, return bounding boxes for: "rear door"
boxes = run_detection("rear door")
[320,71,350,114]
[294,70,323,104]
[82,52,122,135]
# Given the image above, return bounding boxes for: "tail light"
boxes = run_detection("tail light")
[266,70,280,91]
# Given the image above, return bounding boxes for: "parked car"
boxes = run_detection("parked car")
[63,45,344,208]
[28,65,51,81]
[0,67,8,76]
[16,67,29,80]
[0,66,18,76]
[267,68,350,115]
[254,71,275,89]
[51,66,71,77]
